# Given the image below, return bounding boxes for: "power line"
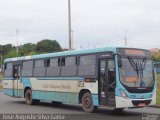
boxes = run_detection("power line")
[68,0,72,50]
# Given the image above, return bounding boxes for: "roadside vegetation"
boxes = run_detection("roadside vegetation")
[0,72,3,90]
[0,39,62,65]
[157,74,160,105]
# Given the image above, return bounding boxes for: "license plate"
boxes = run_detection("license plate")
[138,103,145,107]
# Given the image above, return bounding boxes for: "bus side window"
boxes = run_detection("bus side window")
[13,66,18,78]
[108,60,115,87]
[61,58,65,66]
[4,63,7,70]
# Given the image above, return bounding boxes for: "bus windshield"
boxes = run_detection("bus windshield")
[119,57,154,88]
[117,48,155,93]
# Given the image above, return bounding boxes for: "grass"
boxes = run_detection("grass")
[0,72,3,90]
[157,74,160,105]
[157,89,160,105]
[0,85,2,90]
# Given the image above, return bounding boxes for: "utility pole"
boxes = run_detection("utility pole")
[71,29,74,49]
[68,0,72,50]
[0,51,2,71]
[16,29,19,54]
[124,30,127,47]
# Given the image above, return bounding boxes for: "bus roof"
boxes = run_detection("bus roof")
[4,47,149,63]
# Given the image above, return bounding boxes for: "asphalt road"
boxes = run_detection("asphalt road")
[0,91,160,120]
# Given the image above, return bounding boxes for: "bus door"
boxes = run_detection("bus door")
[99,58,116,106]
[13,64,21,97]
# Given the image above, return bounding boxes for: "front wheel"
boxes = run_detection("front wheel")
[114,108,124,112]
[81,92,96,113]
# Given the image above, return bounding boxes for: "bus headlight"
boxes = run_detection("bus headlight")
[152,89,156,97]
[120,89,128,99]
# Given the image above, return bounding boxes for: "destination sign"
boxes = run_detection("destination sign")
[125,49,145,56]
[117,48,151,57]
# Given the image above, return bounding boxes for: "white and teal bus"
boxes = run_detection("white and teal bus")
[3,47,156,112]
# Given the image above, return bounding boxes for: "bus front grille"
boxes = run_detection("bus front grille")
[132,100,152,106]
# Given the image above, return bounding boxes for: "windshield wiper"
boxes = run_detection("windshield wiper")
[127,56,147,87]
[128,56,138,72]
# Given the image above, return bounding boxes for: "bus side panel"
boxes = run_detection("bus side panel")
[32,90,79,104]
[30,77,99,105]
[78,81,99,106]
[3,78,24,98]
[21,78,32,89]
[3,88,14,97]
[92,94,99,106]
[3,79,14,97]
[31,78,80,103]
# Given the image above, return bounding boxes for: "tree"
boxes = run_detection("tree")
[152,52,160,62]
[3,48,18,60]
[19,43,37,56]
[2,44,13,55]
[36,39,62,53]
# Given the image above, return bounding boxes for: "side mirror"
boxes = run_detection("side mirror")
[118,57,122,67]
[112,53,122,67]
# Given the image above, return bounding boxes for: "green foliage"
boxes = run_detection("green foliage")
[3,48,19,59]
[0,39,62,64]
[157,74,160,105]
[0,72,3,90]
[152,52,160,61]
[27,51,38,55]
[19,43,37,56]
[0,45,19,64]
[0,85,2,90]
[36,39,62,53]
[2,44,13,55]
[0,72,3,80]
[157,89,160,105]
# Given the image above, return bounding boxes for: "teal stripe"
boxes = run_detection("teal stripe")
[92,94,99,106]
[32,91,79,104]
[3,88,23,97]
[4,88,99,106]
[21,78,32,89]
[32,90,98,105]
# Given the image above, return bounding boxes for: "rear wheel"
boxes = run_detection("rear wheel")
[25,89,40,105]
[81,92,96,113]
[25,89,33,105]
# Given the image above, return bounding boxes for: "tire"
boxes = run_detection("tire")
[81,92,96,113]
[33,99,40,104]
[52,101,62,106]
[114,108,124,112]
[25,89,33,105]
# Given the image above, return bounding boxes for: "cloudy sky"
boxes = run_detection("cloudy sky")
[0,0,159,49]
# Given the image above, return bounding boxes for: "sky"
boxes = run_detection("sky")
[0,0,160,49]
